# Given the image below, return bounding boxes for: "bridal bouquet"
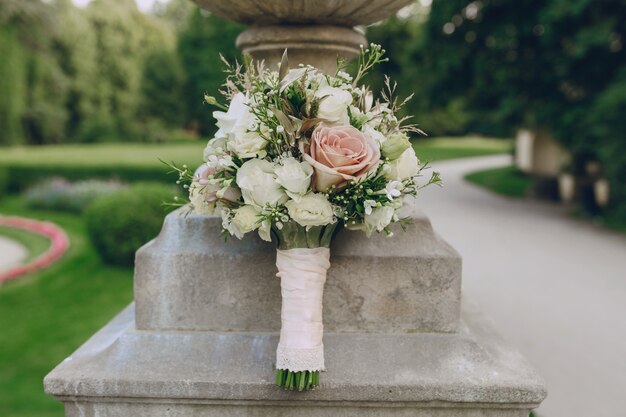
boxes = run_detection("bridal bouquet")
[169,44,441,391]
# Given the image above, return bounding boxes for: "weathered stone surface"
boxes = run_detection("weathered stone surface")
[134,201,462,334]
[45,302,546,416]
[236,25,367,74]
[192,0,414,27]
[62,403,531,417]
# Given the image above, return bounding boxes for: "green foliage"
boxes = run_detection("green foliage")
[178,10,243,134]
[0,25,27,145]
[0,167,7,199]
[408,0,626,221]
[85,183,175,265]
[81,0,175,142]
[140,49,186,129]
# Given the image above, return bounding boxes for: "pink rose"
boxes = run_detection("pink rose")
[302,125,380,191]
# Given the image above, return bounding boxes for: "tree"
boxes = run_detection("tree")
[409,0,625,221]
[178,10,243,135]
[0,0,70,145]
[140,49,186,128]
[81,0,175,141]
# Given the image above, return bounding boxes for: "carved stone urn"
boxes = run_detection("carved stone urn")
[192,0,413,72]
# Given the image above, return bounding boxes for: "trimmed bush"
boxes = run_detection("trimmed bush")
[85,182,176,266]
[24,178,126,213]
[4,164,172,193]
[0,167,7,199]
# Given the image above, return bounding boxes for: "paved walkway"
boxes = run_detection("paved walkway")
[0,235,27,273]
[418,155,626,417]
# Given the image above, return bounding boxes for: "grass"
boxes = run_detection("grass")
[0,136,511,169]
[0,197,134,417]
[0,142,205,169]
[465,165,532,198]
[0,226,51,264]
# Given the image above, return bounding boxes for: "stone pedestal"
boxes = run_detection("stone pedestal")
[45,204,546,416]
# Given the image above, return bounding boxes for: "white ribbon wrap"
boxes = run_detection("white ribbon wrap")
[275,247,330,372]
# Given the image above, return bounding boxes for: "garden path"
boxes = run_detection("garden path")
[0,235,27,272]
[418,154,626,417]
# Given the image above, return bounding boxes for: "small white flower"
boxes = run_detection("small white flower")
[337,71,353,82]
[275,125,285,133]
[364,200,377,215]
[384,181,403,201]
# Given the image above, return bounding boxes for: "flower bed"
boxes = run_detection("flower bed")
[0,216,69,283]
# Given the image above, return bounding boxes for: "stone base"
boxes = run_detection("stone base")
[44,303,545,417]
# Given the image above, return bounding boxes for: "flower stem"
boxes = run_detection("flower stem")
[276,369,319,391]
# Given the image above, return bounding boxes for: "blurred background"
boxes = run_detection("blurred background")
[0,1,624,417]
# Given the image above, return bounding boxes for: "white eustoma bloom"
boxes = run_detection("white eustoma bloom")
[236,159,288,208]
[258,220,272,242]
[384,147,420,181]
[213,93,268,158]
[315,86,353,125]
[274,158,313,202]
[231,205,261,236]
[285,193,335,228]
[362,125,386,146]
[364,206,395,236]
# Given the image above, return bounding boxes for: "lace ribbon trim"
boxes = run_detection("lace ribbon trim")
[276,343,325,372]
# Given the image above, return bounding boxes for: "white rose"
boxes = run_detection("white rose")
[364,206,395,237]
[189,181,215,215]
[213,93,268,158]
[285,193,335,227]
[315,86,353,125]
[236,159,287,208]
[384,147,420,181]
[231,205,261,236]
[274,158,313,201]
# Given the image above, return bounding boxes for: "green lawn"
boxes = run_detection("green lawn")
[0,226,51,264]
[465,165,532,198]
[0,142,205,168]
[0,136,511,169]
[0,197,134,417]
[413,136,512,162]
